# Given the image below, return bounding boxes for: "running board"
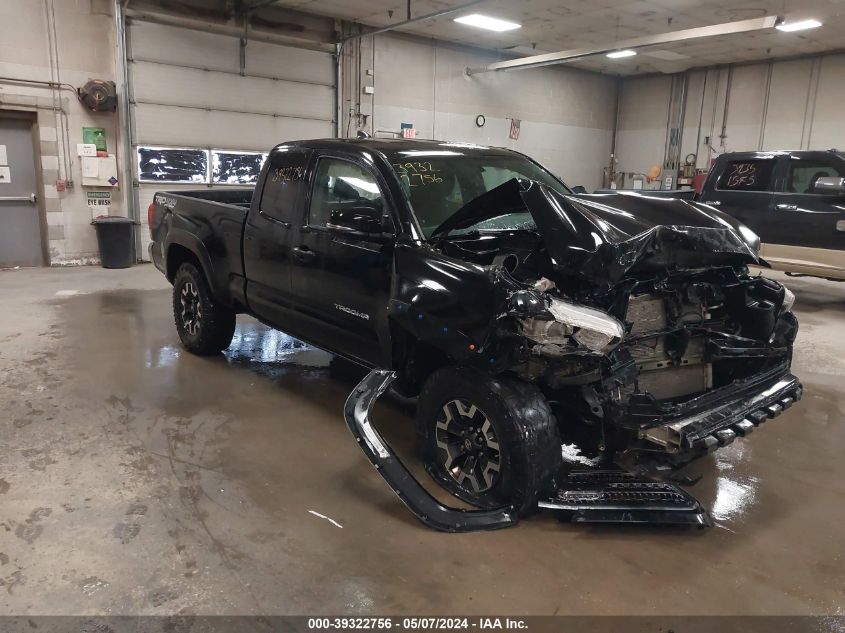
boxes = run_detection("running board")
[540,470,712,526]
[343,369,517,533]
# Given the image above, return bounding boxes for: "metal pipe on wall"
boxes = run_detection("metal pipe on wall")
[114,0,141,258]
[694,69,709,167]
[340,0,489,42]
[801,57,822,150]
[719,65,733,150]
[758,61,774,150]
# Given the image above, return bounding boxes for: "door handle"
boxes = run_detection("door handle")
[703,200,720,206]
[0,193,37,203]
[292,246,317,263]
[776,204,798,210]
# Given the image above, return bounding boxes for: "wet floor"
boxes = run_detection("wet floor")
[0,264,843,615]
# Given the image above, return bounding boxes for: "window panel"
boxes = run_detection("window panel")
[716,159,776,192]
[786,160,845,194]
[137,147,208,183]
[259,149,310,223]
[212,151,267,184]
[309,159,383,227]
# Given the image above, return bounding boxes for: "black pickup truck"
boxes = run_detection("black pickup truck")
[149,138,801,531]
[699,149,845,280]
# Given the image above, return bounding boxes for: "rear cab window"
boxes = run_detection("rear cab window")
[716,159,776,192]
[259,148,310,224]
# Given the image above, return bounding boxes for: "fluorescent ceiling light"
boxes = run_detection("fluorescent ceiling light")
[776,19,822,32]
[454,14,521,32]
[607,49,637,59]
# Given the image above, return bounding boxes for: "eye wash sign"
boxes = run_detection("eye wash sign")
[86,191,111,218]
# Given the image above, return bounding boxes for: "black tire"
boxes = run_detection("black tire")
[416,366,561,517]
[172,262,236,355]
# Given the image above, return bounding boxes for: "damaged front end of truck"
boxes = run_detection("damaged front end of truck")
[345,179,801,531]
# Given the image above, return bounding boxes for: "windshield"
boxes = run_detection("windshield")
[385,149,570,238]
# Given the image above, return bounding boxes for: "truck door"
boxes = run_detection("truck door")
[763,154,845,275]
[243,147,311,327]
[700,156,777,243]
[289,154,395,367]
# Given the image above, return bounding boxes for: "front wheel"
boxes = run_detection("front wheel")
[172,262,236,355]
[416,367,562,517]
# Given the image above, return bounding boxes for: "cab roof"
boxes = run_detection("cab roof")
[271,137,521,158]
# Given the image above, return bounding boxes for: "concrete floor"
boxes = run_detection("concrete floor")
[0,263,843,616]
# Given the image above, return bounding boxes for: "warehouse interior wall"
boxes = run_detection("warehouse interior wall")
[0,0,123,265]
[614,52,845,183]
[125,16,335,260]
[340,34,618,193]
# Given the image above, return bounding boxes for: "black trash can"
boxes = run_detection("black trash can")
[91,216,136,269]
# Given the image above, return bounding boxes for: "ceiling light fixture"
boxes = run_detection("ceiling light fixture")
[607,49,637,58]
[776,19,822,32]
[454,14,521,32]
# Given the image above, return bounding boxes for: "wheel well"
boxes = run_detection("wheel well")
[391,325,451,397]
[166,244,202,283]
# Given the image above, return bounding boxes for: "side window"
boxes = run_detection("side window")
[308,158,383,227]
[785,160,845,194]
[716,159,776,192]
[259,150,309,223]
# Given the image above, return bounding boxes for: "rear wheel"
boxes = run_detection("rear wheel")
[172,262,236,355]
[416,367,562,517]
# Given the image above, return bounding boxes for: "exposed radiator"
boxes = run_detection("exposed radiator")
[623,294,712,400]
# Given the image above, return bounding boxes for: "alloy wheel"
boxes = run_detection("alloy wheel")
[180,281,202,335]
[435,399,501,493]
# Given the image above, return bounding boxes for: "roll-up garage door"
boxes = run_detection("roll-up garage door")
[126,19,335,258]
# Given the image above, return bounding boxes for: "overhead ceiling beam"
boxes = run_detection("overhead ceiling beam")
[341,0,489,42]
[466,15,782,75]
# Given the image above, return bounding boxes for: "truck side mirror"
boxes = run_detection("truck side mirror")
[813,176,845,195]
[571,185,587,194]
[327,204,387,237]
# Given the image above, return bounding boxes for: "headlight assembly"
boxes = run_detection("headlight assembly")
[781,285,795,314]
[520,297,624,354]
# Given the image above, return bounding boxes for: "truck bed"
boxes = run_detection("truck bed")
[149,188,255,308]
[165,188,254,207]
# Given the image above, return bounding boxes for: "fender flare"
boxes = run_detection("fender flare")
[164,230,224,298]
[343,369,518,532]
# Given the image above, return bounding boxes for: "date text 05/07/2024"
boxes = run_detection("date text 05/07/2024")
[307,617,528,630]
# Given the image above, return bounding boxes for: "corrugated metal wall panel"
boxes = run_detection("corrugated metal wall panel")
[131,62,334,123]
[130,21,242,73]
[244,39,334,85]
[134,103,332,148]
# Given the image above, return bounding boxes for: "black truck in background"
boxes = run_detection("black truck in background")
[698,150,845,280]
[601,150,845,281]
[149,138,801,531]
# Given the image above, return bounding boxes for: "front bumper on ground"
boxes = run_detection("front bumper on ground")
[638,369,802,455]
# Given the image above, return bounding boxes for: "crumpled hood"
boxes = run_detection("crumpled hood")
[430,178,762,286]
[521,183,761,284]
